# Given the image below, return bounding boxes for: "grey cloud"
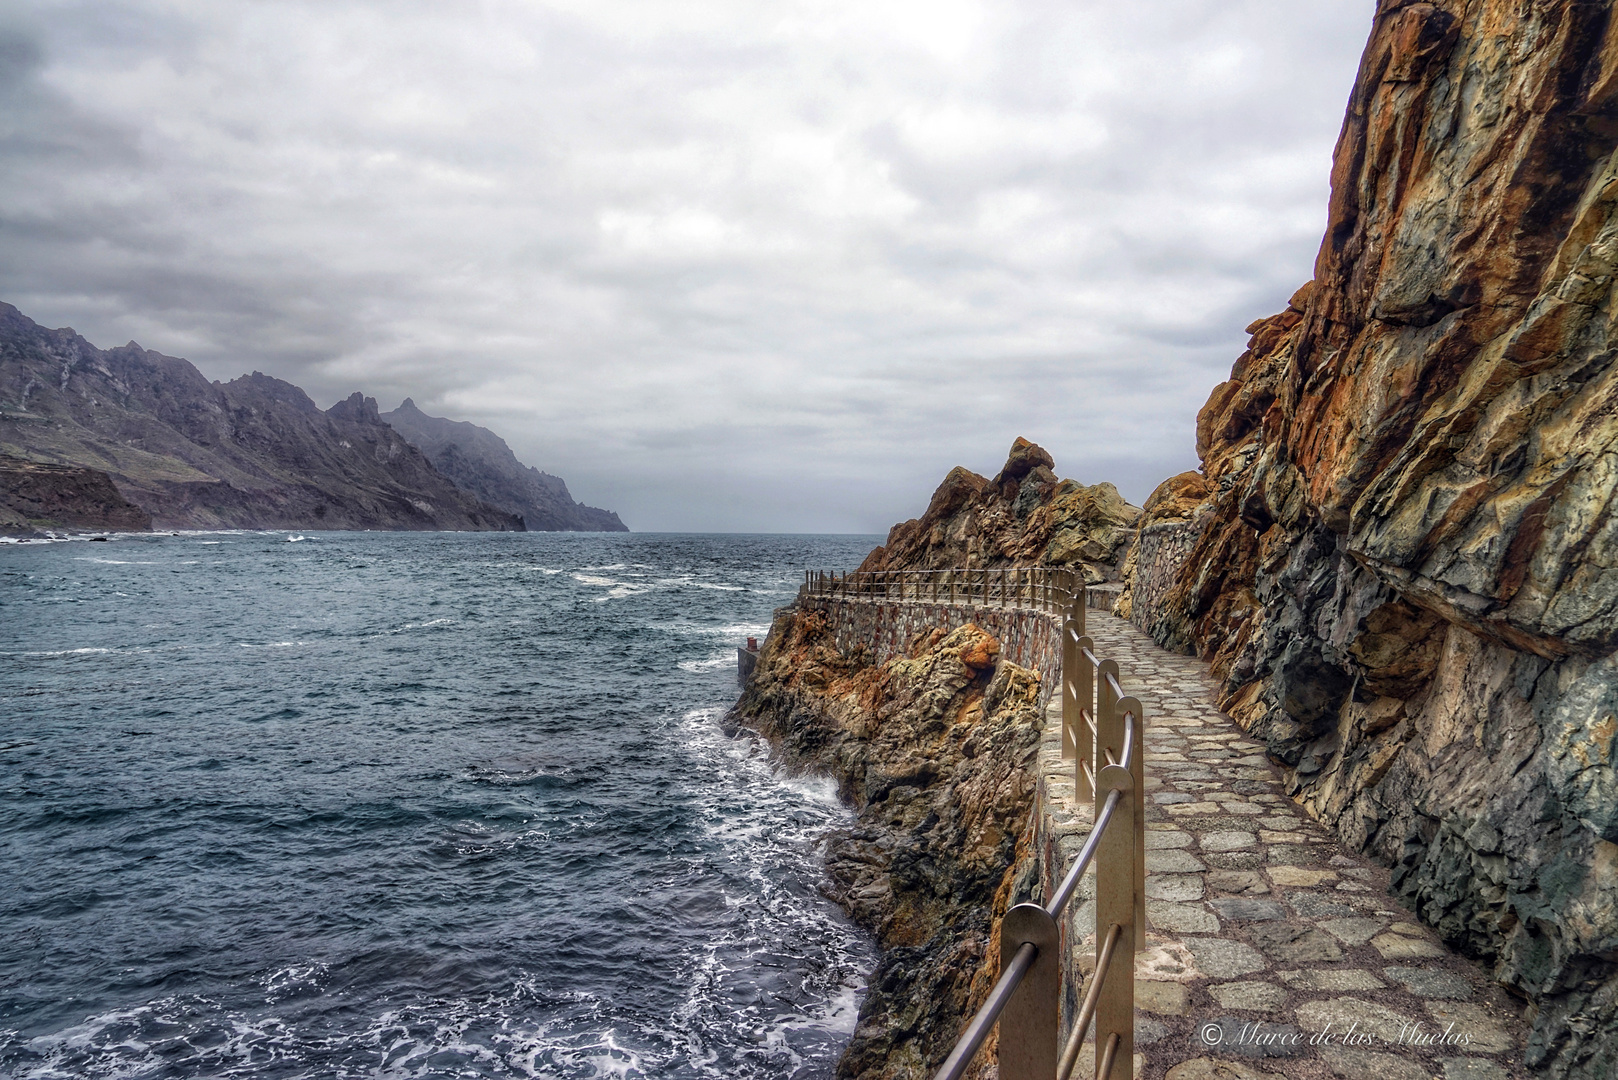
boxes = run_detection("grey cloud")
[0,0,1372,531]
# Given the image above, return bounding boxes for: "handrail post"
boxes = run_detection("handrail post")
[997,903,1060,1080]
[1076,634,1096,801]
[1096,658,1123,821]
[1119,696,1147,951]
[1061,588,1081,769]
[1097,660,1122,765]
[1095,763,1137,1080]
[1061,595,1077,762]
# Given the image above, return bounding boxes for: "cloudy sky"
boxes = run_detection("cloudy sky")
[1,0,1371,532]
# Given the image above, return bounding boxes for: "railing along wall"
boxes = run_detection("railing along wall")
[799,567,1146,1080]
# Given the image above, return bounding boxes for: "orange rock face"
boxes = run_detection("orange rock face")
[859,438,1141,584]
[1130,3,1618,1073]
[734,615,1043,1080]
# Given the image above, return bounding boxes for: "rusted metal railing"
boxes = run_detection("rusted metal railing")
[799,566,1146,1079]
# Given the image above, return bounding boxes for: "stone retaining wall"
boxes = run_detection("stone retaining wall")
[799,594,1063,701]
[1128,519,1199,632]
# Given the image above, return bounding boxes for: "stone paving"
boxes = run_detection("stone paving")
[1041,611,1533,1080]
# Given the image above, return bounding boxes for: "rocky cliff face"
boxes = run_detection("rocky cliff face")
[733,614,1045,1080]
[0,454,152,534]
[380,398,627,532]
[857,438,1141,585]
[0,303,522,531]
[1128,3,1618,1074]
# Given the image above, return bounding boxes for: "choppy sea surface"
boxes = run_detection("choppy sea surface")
[0,531,881,1079]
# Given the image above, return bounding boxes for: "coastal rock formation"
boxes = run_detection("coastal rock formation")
[857,438,1142,585]
[380,398,626,531]
[0,454,151,533]
[0,303,522,530]
[733,613,1046,1080]
[1125,3,1618,1074]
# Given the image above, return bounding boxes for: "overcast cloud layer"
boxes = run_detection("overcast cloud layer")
[0,1,1371,532]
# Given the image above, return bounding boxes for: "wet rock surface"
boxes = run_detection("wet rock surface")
[732,608,1047,1080]
[1121,3,1618,1072]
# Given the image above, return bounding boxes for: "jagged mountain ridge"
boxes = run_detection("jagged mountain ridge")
[380,398,626,532]
[0,302,522,531]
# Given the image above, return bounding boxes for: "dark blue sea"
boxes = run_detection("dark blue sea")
[0,531,881,1079]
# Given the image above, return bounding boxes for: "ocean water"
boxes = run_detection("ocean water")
[0,531,881,1080]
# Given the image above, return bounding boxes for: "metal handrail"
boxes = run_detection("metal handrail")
[930,941,1038,1080]
[1096,1033,1122,1080]
[932,702,1141,1080]
[800,565,1144,1080]
[1057,922,1123,1080]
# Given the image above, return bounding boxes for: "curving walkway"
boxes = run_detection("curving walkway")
[1037,611,1532,1080]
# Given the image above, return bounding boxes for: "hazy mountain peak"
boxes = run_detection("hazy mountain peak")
[380,401,626,532]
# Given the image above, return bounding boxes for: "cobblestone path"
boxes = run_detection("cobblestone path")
[1041,611,1532,1080]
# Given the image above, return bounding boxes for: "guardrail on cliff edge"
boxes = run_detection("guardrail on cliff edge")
[799,567,1146,1080]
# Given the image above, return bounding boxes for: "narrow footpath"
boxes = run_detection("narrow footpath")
[1041,611,1533,1080]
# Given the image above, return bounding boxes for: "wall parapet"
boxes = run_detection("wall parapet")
[798,594,1061,701]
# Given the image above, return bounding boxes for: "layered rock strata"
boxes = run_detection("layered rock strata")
[0,454,152,534]
[856,438,1142,586]
[1125,2,1618,1074]
[733,612,1049,1080]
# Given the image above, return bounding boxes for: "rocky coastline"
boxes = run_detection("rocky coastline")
[733,611,1044,1080]
[751,4,1618,1075]
[1110,2,1618,1075]
[0,454,152,536]
[730,441,1133,1079]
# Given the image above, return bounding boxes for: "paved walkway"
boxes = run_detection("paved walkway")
[1040,611,1531,1080]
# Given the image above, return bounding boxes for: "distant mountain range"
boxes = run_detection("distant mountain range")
[0,302,626,532]
[382,399,625,532]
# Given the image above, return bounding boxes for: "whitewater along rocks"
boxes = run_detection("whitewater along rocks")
[857,437,1143,587]
[733,612,1045,1080]
[1124,3,1618,1075]
[0,454,152,534]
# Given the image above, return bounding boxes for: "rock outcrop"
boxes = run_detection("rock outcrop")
[733,614,1046,1080]
[857,438,1142,584]
[380,398,626,531]
[0,303,523,531]
[0,454,151,533]
[1125,3,1618,1074]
